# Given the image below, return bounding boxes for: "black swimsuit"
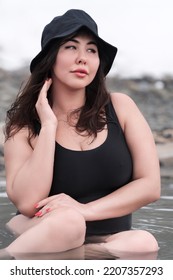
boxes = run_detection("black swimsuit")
[50,101,133,235]
[17,100,133,235]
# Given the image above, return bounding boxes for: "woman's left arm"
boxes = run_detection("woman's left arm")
[84,92,161,221]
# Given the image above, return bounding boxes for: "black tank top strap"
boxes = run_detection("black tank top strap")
[106,99,120,125]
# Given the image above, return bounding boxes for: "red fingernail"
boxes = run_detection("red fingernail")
[35,211,42,217]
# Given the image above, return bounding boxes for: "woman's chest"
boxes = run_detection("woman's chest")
[50,123,133,200]
[55,123,108,151]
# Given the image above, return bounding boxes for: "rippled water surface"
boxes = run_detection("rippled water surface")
[132,177,173,260]
[0,177,173,259]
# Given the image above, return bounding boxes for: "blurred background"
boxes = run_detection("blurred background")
[0,0,173,259]
[0,0,173,77]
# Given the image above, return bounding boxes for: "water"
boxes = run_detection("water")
[0,177,173,259]
[132,177,173,260]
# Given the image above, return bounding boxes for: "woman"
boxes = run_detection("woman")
[3,9,160,258]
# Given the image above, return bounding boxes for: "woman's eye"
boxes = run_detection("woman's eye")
[65,45,76,50]
[88,48,97,53]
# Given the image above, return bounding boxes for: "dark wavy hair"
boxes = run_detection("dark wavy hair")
[5,29,110,144]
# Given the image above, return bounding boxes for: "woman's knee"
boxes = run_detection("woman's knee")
[45,207,86,248]
[118,230,159,252]
[105,229,159,253]
[62,207,86,245]
[134,230,159,252]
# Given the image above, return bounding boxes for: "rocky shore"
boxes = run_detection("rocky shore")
[0,67,173,180]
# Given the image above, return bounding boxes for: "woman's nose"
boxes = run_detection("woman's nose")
[77,58,86,64]
[76,51,87,65]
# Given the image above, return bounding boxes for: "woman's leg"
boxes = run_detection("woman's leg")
[104,230,159,252]
[5,206,86,256]
[84,230,159,260]
[102,230,159,259]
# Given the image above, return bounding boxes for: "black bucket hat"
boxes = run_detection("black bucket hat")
[30,9,117,76]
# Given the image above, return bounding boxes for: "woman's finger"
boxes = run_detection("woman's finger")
[35,196,56,209]
[38,78,52,99]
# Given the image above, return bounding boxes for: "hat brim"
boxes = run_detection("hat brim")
[30,26,117,76]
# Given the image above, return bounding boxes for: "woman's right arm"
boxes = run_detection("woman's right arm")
[4,79,58,217]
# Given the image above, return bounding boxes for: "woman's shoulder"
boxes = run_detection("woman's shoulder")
[110,92,137,107]
[109,92,139,130]
[4,127,31,151]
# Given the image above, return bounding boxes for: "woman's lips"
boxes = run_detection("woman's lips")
[71,68,88,77]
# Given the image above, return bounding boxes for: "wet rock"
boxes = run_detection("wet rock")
[153,129,173,144]
[157,142,173,170]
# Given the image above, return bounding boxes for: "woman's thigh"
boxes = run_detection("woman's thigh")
[6,205,86,237]
[6,214,40,236]
[84,230,159,259]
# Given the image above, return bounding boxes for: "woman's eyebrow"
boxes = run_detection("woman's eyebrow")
[67,38,97,46]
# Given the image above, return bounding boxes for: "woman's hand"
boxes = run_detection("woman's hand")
[35,79,57,127]
[34,194,90,220]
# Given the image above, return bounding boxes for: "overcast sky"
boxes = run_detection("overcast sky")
[0,0,173,77]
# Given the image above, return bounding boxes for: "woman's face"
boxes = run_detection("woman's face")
[52,33,100,90]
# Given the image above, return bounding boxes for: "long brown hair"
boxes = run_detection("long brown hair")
[5,30,110,143]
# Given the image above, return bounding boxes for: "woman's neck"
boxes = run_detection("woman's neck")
[51,85,86,120]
